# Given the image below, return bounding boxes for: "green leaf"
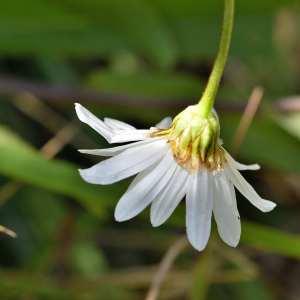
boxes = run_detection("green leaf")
[242,222,300,259]
[221,114,300,173]
[0,126,123,217]
[70,242,108,278]
[0,0,178,67]
[233,281,273,300]
[190,247,221,300]
[0,271,136,300]
[87,70,202,99]
[1,0,297,67]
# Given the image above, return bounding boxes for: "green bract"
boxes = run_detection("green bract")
[153,105,224,171]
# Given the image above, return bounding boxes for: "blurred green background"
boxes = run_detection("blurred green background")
[0,0,300,299]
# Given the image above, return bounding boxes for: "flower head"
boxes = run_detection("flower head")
[75,103,276,251]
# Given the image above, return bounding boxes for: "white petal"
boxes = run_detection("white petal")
[78,138,159,157]
[155,117,172,129]
[126,160,160,192]
[79,139,167,184]
[109,130,150,143]
[75,103,149,143]
[104,117,136,130]
[213,173,241,247]
[224,151,260,171]
[75,103,113,142]
[186,171,213,251]
[225,166,276,212]
[150,166,189,227]
[114,151,177,222]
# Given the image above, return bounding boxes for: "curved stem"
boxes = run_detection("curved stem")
[198,0,235,117]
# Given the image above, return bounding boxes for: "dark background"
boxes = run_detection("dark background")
[0,0,300,299]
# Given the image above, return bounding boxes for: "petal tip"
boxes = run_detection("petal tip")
[222,237,240,248]
[187,232,209,252]
[78,149,96,154]
[74,102,82,112]
[114,214,124,222]
[229,239,240,248]
[188,239,207,252]
[150,211,165,228]
[78,168,87,179]
[74,103,85,120]
[261,200,277,213]
[252,164,261,171]
[150,219,162,228]
[114,209,131,223]
[192,245,206,252]
[78,168,98,184]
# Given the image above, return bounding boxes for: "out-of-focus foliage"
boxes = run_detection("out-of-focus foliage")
[0,0,300,299]
[0,126,123,217]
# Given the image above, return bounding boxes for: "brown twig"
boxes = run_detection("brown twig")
[0,95,80,209]
[0,224,17,238]
[40,123,78,159]
[0,74,187,109]
[13,93,67,130]
[231,86,264,154]
[0,182,23,207]
[12,93,96,149]
[1,74,300,112]
[145,237,188,300]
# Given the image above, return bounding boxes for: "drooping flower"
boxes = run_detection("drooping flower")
[75,103,276,251]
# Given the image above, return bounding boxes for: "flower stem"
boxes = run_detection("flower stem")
[198,0,235,117]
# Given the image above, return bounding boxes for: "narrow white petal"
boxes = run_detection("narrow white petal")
[186,171,213,251]
[150,166,189,227]
[213,173,241,247]
[155,117,172,129]
[109,130,150,143]
[75,103,150,143]
[79,139,167,184]
[225,151,260,171]
[78,138,160,157]
[114,151,177,222]
[126,160,161,192]
[225,166,276,212]
[75,103,112,142]
[104,117,136,130]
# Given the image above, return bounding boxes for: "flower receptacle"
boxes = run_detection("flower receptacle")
[153,105,224,171]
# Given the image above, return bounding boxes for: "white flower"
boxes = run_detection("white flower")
[75,103,276,251]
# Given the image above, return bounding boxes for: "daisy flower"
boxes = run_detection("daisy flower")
[75,103,276,251]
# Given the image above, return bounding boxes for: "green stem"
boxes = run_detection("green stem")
[198,0,235,117]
